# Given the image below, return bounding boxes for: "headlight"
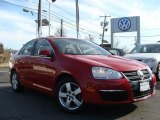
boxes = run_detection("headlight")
[92,67,123,80]
[146,65,153,75]
[142,58,156,63]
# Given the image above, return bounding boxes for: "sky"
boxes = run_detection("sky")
[0,0,160,51]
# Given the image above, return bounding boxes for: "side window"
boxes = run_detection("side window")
[62,44,77,54]
[19,45,26,55]
[34,39,53,56]
[21,41,35,55]
[130,46,142,53]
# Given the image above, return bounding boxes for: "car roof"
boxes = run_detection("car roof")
[48,37,80,41]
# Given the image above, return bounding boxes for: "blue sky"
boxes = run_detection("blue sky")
[0,0,160,51]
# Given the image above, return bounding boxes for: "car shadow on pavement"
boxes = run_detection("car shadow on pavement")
[80,104,137,120]
[0,85,138,120]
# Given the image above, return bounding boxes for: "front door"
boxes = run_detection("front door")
[31,39,56,93]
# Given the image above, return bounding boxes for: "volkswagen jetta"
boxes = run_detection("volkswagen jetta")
[9,37,156,113]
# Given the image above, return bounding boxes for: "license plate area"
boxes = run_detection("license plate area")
[140,81,150,92]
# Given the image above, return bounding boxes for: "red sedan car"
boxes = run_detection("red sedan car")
[10,37,156,113]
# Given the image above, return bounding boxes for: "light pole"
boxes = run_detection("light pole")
[49,2,51,36]
[25,0,56,38]
[23,8,38,38]
[45,0,56,36]
[37,0,42,38]
[75,0,79,38]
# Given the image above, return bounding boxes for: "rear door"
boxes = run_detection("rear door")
[17,40,36,86]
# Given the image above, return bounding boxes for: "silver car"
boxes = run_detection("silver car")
[124,43,160,80]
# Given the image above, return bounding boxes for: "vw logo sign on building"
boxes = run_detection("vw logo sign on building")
[118,18,131,31]
[111,16,140,47]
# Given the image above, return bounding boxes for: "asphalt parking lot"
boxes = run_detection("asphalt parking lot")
[0,67,160,120]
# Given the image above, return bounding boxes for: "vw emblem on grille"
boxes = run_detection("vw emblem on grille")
[118,17,131,31]
[137,70,144,80]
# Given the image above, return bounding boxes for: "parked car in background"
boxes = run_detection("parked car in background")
[103,47,126,56]
[10,37,156,113]
[124,43,160,80]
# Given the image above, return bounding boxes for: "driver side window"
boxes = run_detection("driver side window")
[34,39,53,56]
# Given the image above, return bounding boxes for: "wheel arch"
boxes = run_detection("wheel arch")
[54,72,82,94]
[55,72,77,88]
[10,68,17,79]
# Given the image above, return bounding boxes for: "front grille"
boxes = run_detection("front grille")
[123,69,150,81]
[123,69,153,99]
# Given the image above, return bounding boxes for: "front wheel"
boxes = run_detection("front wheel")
[56,77,84,113]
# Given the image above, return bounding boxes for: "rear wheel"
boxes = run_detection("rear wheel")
[56,77,84,113]
[10,71,23,92]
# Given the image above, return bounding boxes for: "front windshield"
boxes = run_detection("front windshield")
[130,44,160,53]
[53,38,111,55]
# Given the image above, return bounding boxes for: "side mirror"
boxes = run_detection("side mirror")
[39,49,53,58]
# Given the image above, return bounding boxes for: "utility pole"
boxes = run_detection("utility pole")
[100,15,110,45]
[75,0,79,38]
[38,0,56,38]
[48,1,51,36]
[60,19,63,37]
[38,0,42,38]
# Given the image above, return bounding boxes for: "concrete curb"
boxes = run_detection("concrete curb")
[0,63,9,68]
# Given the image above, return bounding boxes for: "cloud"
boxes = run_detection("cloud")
[0,10,36,49]
[1,0,160,50]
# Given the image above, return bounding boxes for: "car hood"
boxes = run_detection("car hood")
[66,55,147,72]
[124,53,160,60]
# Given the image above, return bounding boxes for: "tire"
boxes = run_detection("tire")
[56,77,84,113]
[157,63,160,81]
[10,71,23,92]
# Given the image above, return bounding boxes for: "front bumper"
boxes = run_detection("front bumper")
[82,75,156,105]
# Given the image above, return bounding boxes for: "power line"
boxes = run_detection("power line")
[0,0,37,11]
[23,0,101,35]
[22,8,99,36]
[24,0,101,28]
[0,0,100,36]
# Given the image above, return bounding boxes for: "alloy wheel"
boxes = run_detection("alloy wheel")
[11,72,18,90]
[58,82,83,111]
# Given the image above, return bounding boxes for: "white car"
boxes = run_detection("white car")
[124,43,160,80]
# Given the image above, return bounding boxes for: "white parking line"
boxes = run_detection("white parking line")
[0,71,9,73]
[0,83,11,87]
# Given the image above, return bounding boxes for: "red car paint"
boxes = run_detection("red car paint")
[10,37,156,105]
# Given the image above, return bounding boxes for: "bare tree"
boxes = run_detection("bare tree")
[54,27,67,37]
[85,34,95,42]
[114,40,120,48]
[121,46,130,53]
[0,43,4,54]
